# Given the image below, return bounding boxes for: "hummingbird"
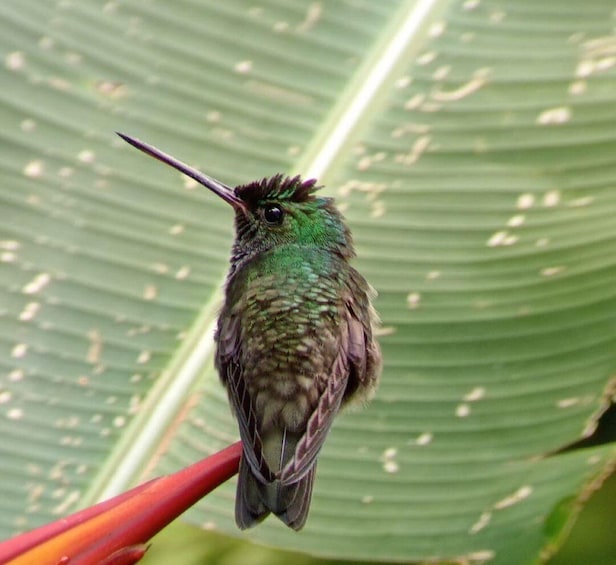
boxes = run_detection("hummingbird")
[118,133,381,530]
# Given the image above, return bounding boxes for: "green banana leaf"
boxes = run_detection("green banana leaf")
[1,1,614,564]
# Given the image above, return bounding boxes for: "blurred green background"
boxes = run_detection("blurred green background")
[1,1,614,564]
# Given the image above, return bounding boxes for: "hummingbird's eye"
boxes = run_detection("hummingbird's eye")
[263,204,284,225]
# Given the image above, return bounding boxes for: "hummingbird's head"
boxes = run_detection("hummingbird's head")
[117,134,354,269]
[229,174,353,265]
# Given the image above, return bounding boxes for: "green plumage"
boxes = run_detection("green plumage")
[118,134,381,531]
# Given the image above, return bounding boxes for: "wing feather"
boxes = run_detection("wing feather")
[281,277,376,484]
[280,348,349,484]
[217,313,274,483]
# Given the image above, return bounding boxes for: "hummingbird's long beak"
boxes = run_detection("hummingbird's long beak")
[117,132,245,211]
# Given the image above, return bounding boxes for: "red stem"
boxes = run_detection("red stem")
[0,441,242,564]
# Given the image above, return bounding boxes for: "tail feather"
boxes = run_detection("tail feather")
[277,466,315,530]
[235,456,270,529]
[235,455,316,530]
